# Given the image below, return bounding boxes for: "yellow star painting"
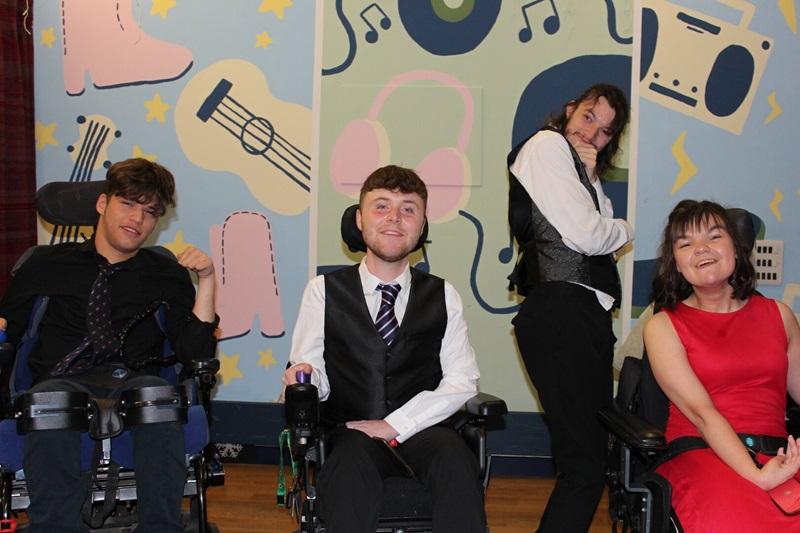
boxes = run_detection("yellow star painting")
[163,230,192,256]
[150,0,177,19]
[144,93,170,123]
[255,31,273,49]
[40,27,55,48]
[132,145,157,162]
[35,121,59,151]
[219,352,244,386]
[259,0,292,19]
[258,349,278,370]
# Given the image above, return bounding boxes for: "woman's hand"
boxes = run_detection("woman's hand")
[756,435,800,491]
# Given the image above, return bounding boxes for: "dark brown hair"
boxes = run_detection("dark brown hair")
[652,199,756,311]
[105,158,176,217]
[548,83,630,177]
[359,165,428,207]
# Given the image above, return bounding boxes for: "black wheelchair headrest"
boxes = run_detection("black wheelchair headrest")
[36,181,106,226]
[340,204,428,254]
[726,207,756,255]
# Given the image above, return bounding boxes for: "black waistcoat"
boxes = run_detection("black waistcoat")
[322,265,446,425]
[507,127,621,306]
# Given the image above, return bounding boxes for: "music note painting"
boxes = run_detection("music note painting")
[518,0,561,43]
[360,2,391,44]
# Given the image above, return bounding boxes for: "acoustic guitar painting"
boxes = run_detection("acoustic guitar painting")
[46,114,121,244]
[175,59,312,216]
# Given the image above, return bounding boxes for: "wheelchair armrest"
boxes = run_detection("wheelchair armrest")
[466,392,508,418]
[186,358,220,389]
[184,358,220,411]
[0,341,14,370]
[598,405,667,451]
[188,358,220,375]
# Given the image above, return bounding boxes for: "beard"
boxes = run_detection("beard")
[367,241,415,264]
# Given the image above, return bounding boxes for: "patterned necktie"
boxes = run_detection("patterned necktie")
[51,258,120,375]
[375,283,401,346]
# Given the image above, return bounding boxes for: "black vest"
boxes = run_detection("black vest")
[322,265,446,425]
[507,128,621,306]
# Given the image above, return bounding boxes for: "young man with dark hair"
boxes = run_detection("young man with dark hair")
[507,84,634,532]
[0,158,218,532]
[282,165,483,532]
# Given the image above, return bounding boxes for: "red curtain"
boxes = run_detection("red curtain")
[0,0,36,295]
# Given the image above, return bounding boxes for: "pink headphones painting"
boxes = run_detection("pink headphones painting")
[329,70,474,222]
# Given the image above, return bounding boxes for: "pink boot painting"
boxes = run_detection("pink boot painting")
[62,0,193,96]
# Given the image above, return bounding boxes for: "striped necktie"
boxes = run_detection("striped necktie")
[375,283,401,346]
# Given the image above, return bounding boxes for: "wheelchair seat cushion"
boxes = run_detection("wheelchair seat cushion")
[379,476,432,521]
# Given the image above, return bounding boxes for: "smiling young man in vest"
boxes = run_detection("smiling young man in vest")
[282,165,483,532]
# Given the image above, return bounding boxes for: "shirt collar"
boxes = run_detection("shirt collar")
[78,238,149,270]
[358,259,411,295]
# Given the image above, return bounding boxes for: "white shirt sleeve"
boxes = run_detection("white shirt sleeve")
[509,130,633,255]
[286,275,331,401]
[384,281,480,442]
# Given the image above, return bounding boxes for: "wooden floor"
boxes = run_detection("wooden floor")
[13,463,613,531]
[206,463,614,532]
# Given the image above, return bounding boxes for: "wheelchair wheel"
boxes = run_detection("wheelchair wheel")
[296,496,325,533]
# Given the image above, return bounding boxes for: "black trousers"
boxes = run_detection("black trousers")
[317,425,486,533]
[513,282,615,533]
[22,372,185,533]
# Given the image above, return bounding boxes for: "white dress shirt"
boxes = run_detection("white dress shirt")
[509,130,633,309]
[287,260,480,442]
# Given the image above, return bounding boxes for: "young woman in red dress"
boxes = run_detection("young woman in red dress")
[646,200,800,531]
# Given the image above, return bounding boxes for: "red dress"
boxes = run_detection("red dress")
[655,295,800,531]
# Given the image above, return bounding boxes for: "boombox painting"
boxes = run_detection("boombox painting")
[640,0,773,134]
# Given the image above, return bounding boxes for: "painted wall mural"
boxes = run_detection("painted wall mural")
[60,0,193,96]
[631,0,800,330]
[30,1,799,415]
[318,1,634,410]
[640,0,773,135]
[34,0,315,403]
[329,70,474,223]
[175,59,312,216]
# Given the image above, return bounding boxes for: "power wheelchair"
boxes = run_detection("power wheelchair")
[600,354,800,533]
[280,204,508,533]
[598,207,800,533]
[0,181,224,532]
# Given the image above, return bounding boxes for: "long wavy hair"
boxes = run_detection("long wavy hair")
[652,199,756,311]
[547,83,629,177]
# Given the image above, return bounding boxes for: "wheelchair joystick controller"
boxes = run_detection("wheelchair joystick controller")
[285,370,319,459]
